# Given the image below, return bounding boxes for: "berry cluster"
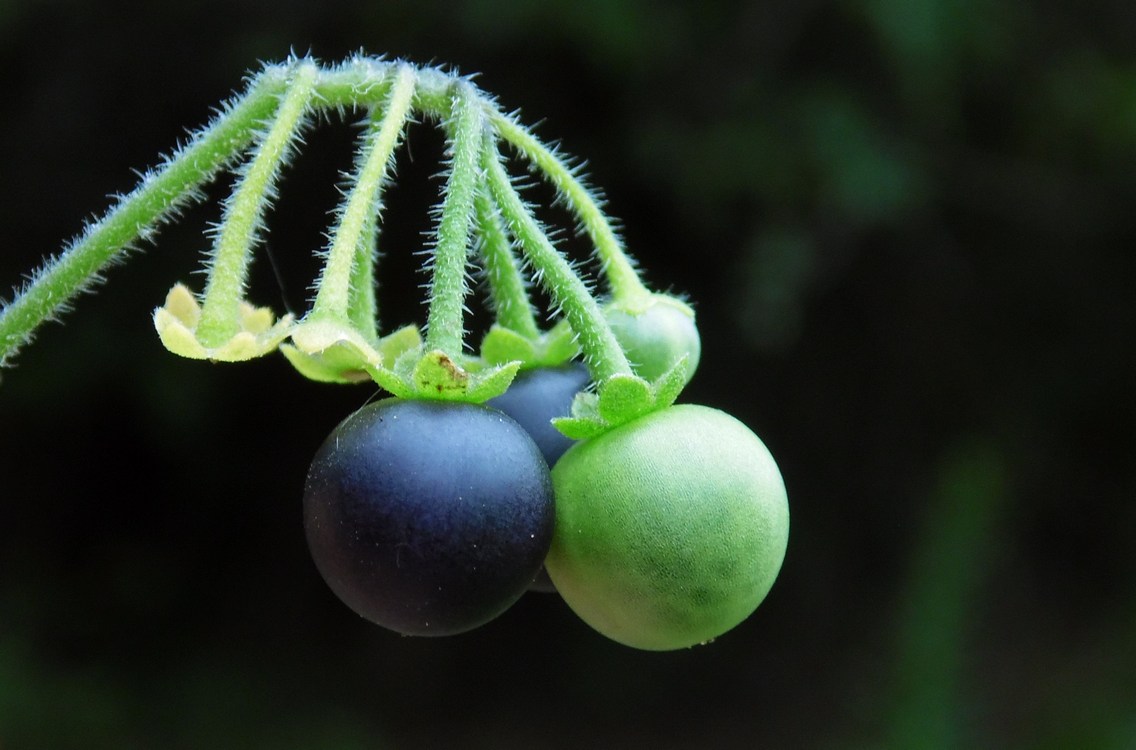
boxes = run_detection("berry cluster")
[307,368,789,651]
[0,56,789,651]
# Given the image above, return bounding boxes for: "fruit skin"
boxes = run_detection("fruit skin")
[546,404,789,650]
[303,398,555,636]
[604,294,701,384]
[487,363,591,467]
[487,363,591,593]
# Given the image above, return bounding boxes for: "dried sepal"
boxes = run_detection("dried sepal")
[153,283,293,361]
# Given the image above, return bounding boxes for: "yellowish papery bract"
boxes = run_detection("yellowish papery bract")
[153,283,293,361]
[546,404,789,650]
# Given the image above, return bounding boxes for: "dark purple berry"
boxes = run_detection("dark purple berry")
[487,363,590,593]
[487,363,590,466]
[304,398,555,636]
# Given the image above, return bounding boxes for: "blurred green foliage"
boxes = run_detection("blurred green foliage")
[0,0,1133,747]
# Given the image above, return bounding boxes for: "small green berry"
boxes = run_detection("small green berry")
[604,294,701,384]
[547,404,789,650]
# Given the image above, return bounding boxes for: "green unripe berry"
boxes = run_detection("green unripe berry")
[546,404,789,650]
[604,294,701,384]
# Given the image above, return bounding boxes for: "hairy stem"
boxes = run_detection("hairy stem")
[197,61,317,347]
[0,66,289,366]
[424,82,483,355]
[483,139,630,381]
[2,57,645,383]
[313,58,448,119]
[490,112,649,303]
[475,188,540,338]
[310,64,416,338]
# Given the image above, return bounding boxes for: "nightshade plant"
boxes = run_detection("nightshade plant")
[0,55,789,650]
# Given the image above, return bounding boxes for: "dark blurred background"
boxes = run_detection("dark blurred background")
[1,0,1134,747]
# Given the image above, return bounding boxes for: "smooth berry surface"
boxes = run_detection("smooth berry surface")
[547,404,789,650]
[486,363,591,467]
[605,296,701,384]
[304,398,555,636]
[487,363,591,593]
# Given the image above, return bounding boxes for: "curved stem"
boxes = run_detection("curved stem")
[0,66,289,367]
[2,57,645,383]
[310,64,416,337]
[483,139,630,381]
[314,58,448,119]
[475,187,540,339]
[424,82,483,355]
[489,112,650,304]
[310,56,393,106]
[196,61,317,347]
[347,183,382,341]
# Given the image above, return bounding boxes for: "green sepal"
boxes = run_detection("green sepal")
[551,417,607,441]
[538,319,581,365]
[652,354,690,410]
[552,355,692,440]
[357,364,416,398]
[551,391,607,440]
[376,324,424,362]
[463,360,523,402]
[480,325,536,365]
[597,373,653,424]
[411,349,470,398]
[406,348,521,402]
[153,283,293,362]
[480,319,580,370]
